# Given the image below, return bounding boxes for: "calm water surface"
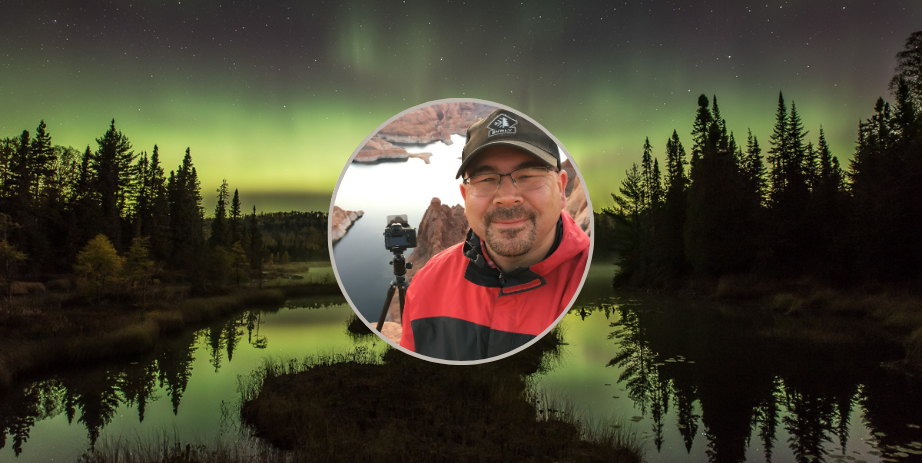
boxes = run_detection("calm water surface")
[3,265,922,462]
[538,264,922,463]
[0,295,383,462]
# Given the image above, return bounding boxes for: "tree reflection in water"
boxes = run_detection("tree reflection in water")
[0,303,333,457]
[575,296,921,463]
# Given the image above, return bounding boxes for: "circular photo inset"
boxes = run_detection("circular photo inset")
[329,99,593,364]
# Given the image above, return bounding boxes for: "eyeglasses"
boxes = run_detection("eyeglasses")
[463,166,556,197]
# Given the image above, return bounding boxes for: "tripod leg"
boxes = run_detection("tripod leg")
[397,283,409,324]
[376,285,397,332]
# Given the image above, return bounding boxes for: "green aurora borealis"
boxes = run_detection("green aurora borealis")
[2,0,920,212]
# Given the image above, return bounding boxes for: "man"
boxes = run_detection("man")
[399,108,590,361]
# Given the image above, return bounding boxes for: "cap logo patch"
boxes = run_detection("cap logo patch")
[488,114,517,137]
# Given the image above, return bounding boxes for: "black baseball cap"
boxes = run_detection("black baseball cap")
[456,108,561,179]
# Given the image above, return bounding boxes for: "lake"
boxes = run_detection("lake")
[2,264,921,462]
[331,134,468,323]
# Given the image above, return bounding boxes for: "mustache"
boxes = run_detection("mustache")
[484,206,537,225]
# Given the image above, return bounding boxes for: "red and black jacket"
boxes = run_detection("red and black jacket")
[399,212,590,361]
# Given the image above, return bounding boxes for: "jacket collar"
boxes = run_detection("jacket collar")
[461,212,588,295]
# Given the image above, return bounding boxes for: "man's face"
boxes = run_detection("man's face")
[459,145,567,262]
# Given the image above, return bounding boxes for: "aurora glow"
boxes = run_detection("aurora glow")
[2,0,919,211]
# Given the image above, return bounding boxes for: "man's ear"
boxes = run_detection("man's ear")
[459,181,468,201]
[557,169,568,209]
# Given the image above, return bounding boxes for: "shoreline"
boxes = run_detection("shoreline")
[0,282,343,391]
[606,269,922,375]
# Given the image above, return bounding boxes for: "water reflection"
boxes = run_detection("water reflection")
[563,296,922,463]
[0,299,353,459]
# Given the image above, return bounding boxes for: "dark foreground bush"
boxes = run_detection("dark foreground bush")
[239,333,643,463]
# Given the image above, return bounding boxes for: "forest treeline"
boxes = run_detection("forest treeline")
[0,120,328,292]
[600,31,922,288]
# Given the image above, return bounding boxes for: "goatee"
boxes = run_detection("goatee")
[483,206,537,258]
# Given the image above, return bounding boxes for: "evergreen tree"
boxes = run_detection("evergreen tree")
[168,148,204,267]
[131,152,150,237]
[690,94,712,171]
[742,129,766,205]
[92,119,135,248]
[210,180,230,248]
[662,130,688,277]
[606,163,646,284]
[889,30,922,107]
[767,92,789,203]
[146,145,171,261]
[30,120,55,201]
[684,95,754,275]
[641,137,656,208]
[9,130,32,203]
[229,188,242,244]
[247,206,265,288]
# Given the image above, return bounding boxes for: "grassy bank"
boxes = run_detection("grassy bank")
[236,332,644,463]
[668,274,922,373]
[0,281,342,391]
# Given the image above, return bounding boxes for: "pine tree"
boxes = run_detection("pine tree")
[92,119,135,248]
[685,95,754,275]
[9,130,32,203]
[229,189,242,244]
[889,30,922,107]
[210,180,229,248]
[742,129,766,206]
[30,120,55,200]
[168,148,204,268]
[132,152,150,237]
[641,137,656,208]
[607,163,646,283]
[146,145,171,261]
[662,130,688,277]
[767,92,789,202]
[247,206,265,288]
[690,94,712,171]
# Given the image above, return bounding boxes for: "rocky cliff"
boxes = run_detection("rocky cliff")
[330,206,364,243]
[353,136,432,164]
[561,159,591,234]
[377,102,495,145]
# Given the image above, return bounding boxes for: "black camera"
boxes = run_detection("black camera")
[383,214,417,251]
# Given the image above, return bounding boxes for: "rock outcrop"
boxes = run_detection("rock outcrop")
[353,136,432,164]
[330,206,364,243]
[560,159,590,235]
[377,102,496,145]
[565,173,591,235]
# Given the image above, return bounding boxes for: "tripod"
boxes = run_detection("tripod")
[375,247,413,332]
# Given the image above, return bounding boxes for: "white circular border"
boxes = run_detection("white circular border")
[328,98,595,365]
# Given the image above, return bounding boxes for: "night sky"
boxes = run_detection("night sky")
[2,0,919,212]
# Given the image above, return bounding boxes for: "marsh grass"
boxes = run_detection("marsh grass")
[907,327,922,366]
[237,332,644,463]
[78,431,291,463]
[531,389,642,456]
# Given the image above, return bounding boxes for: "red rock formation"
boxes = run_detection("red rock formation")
[565,173,591,235]
[377,102,496,145]
[330,206,364,243]
[353,136,432,164]
[406,198,469,277]
[560,159,590,235]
